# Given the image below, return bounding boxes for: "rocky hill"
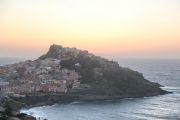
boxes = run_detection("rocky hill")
[0,44,167,101]
[39,44,167,97]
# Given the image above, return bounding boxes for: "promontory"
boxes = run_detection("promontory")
[0,44,167,104]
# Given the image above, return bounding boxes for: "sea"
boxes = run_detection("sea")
[1,57,180,120]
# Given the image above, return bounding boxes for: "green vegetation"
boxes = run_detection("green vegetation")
[60,51,165,96]
[4,99,23,114]
[0,99,23,120]
[60,53,101,83]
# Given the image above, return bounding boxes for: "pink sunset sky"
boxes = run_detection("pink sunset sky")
[0,0,180,59]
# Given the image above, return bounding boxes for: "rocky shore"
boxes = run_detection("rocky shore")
[16,89,168,109]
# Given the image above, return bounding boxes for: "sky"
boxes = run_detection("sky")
[0,0,180,59]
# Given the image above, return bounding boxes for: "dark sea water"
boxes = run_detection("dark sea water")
[1,58,180,120]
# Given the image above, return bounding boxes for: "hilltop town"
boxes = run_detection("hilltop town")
[0,58,80,95]
[0,46,82,95]
[0,44,167,99]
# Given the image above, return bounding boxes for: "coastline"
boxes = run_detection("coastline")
[19,88,170,120]
[20,89,169,110]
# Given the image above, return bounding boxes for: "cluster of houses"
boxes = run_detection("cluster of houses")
[0,57,81,96]
[0,44,119,97]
